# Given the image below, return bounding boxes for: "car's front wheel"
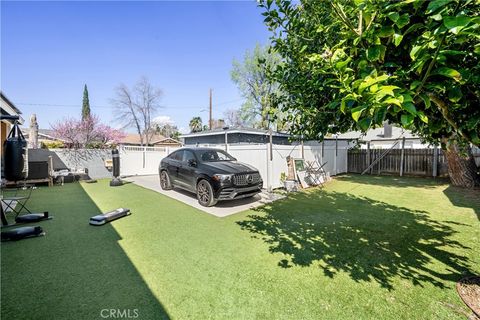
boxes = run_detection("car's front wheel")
[196,179,217,207]
[160,170,172,190]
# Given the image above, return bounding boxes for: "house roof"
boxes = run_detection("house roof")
[336,126,420,141]
[180,127,292,138]
[21,128,67,143]
[119,133,167,145]
[21,128,56,138]
[0,92,21,115]
[1,92,24,124]
[151,137,182,145]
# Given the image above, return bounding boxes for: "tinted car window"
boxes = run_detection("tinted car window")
[183,150,196,163]
[194,149,235,162]
[169,150,184,161]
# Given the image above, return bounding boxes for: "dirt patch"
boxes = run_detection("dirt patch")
[457,276,480,319]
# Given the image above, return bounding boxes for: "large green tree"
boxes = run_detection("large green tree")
[260,0,480,187]
[82,84,91,120]
[231,44,284,129]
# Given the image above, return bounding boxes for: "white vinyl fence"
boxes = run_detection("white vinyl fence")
[118,140,349,190]
[119,146,180,176]
[225,140,349,189]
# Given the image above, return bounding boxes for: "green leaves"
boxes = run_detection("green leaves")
[366,45,386,62]
[387,12,400,23]
[410,45,424,61]
[419,93,431,109]
[443,16,475,34]
[401,114,414,126]
[417,111,428,123]
[448,87,463,102]
[395,14,410,29]
[335,57,352,71]
[351,106,366,122]
[426,0,453,14]
[340,94,357,113]
[376,85,400,100]
[378,26,395,37]
[358,74,389,94]
[402,102,417,115]
[393,33,404,47]
[387,12,409,28]
[383,97,402,107]
[357,117,371,131]
[432,67,462,81]
[260,0,480,149]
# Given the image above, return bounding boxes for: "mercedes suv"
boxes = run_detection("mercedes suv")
[159,148,263,207]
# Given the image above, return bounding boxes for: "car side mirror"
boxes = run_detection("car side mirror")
[188,159,197,167]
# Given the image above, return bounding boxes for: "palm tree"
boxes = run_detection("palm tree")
[189,117,203,133]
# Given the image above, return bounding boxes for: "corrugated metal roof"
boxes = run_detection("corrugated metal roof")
[180,127,291,138]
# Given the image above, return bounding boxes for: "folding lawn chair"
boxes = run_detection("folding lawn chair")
[1,184,50,226]
[305,161,328,187]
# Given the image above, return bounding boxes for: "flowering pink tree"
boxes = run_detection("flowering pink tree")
[52,115,125,149]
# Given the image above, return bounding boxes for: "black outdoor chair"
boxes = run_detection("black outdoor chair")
[1,184,50,226]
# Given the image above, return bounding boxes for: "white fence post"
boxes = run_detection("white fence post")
[432,145,438,177]
[334,137,338,175]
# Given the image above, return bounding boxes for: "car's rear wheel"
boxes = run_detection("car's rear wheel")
[197,179,217,207]
[160,170,172,190]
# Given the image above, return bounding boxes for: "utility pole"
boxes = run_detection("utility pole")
[209,88,213,130]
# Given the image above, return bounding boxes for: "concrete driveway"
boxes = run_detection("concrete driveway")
[125,175,283,217]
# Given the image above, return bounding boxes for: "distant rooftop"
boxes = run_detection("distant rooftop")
[180,127,291,138]
[336,125,420,141]
[0,92,21,115]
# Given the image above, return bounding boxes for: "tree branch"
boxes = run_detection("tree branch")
[427,92,470,143]
[416,1,461,95]
[330,3,360,36]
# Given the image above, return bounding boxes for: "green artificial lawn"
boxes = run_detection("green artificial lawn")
[1,175,479,319]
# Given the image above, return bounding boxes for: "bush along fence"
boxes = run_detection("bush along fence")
[348,144,449,177]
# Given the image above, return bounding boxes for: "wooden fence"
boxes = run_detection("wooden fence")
[348,148,449,177]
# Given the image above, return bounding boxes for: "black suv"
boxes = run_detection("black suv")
[159,148,263,207]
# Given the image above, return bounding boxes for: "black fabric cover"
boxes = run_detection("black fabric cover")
[3,125,27,181]
[26,162,49,180]
[1,226,44,241]
[27,149,68,171]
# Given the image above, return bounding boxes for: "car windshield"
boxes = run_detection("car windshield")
[195,149,235,162]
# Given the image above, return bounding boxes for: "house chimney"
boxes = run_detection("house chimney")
[28,114,39,149]
[383,121,392,138]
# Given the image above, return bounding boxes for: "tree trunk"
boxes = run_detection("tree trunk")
[444,141,480,188]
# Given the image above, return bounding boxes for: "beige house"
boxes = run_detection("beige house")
[22,128,65,148]
[119,133,182,147]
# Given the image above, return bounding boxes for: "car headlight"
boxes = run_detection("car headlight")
[213,174,233,183]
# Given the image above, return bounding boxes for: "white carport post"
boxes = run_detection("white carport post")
[266,129,273,192]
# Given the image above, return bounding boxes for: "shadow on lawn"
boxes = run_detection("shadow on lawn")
[336,174,450,189]
[237,190,473,290]
[1,183,170,320]
[443,184,480,221]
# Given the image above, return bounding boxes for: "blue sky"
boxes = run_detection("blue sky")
[1,1,270,132]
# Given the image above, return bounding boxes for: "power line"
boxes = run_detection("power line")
[15,102,205,110]
[214,98,244,107]
[16,102,112,108]
[15,97,245,110]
